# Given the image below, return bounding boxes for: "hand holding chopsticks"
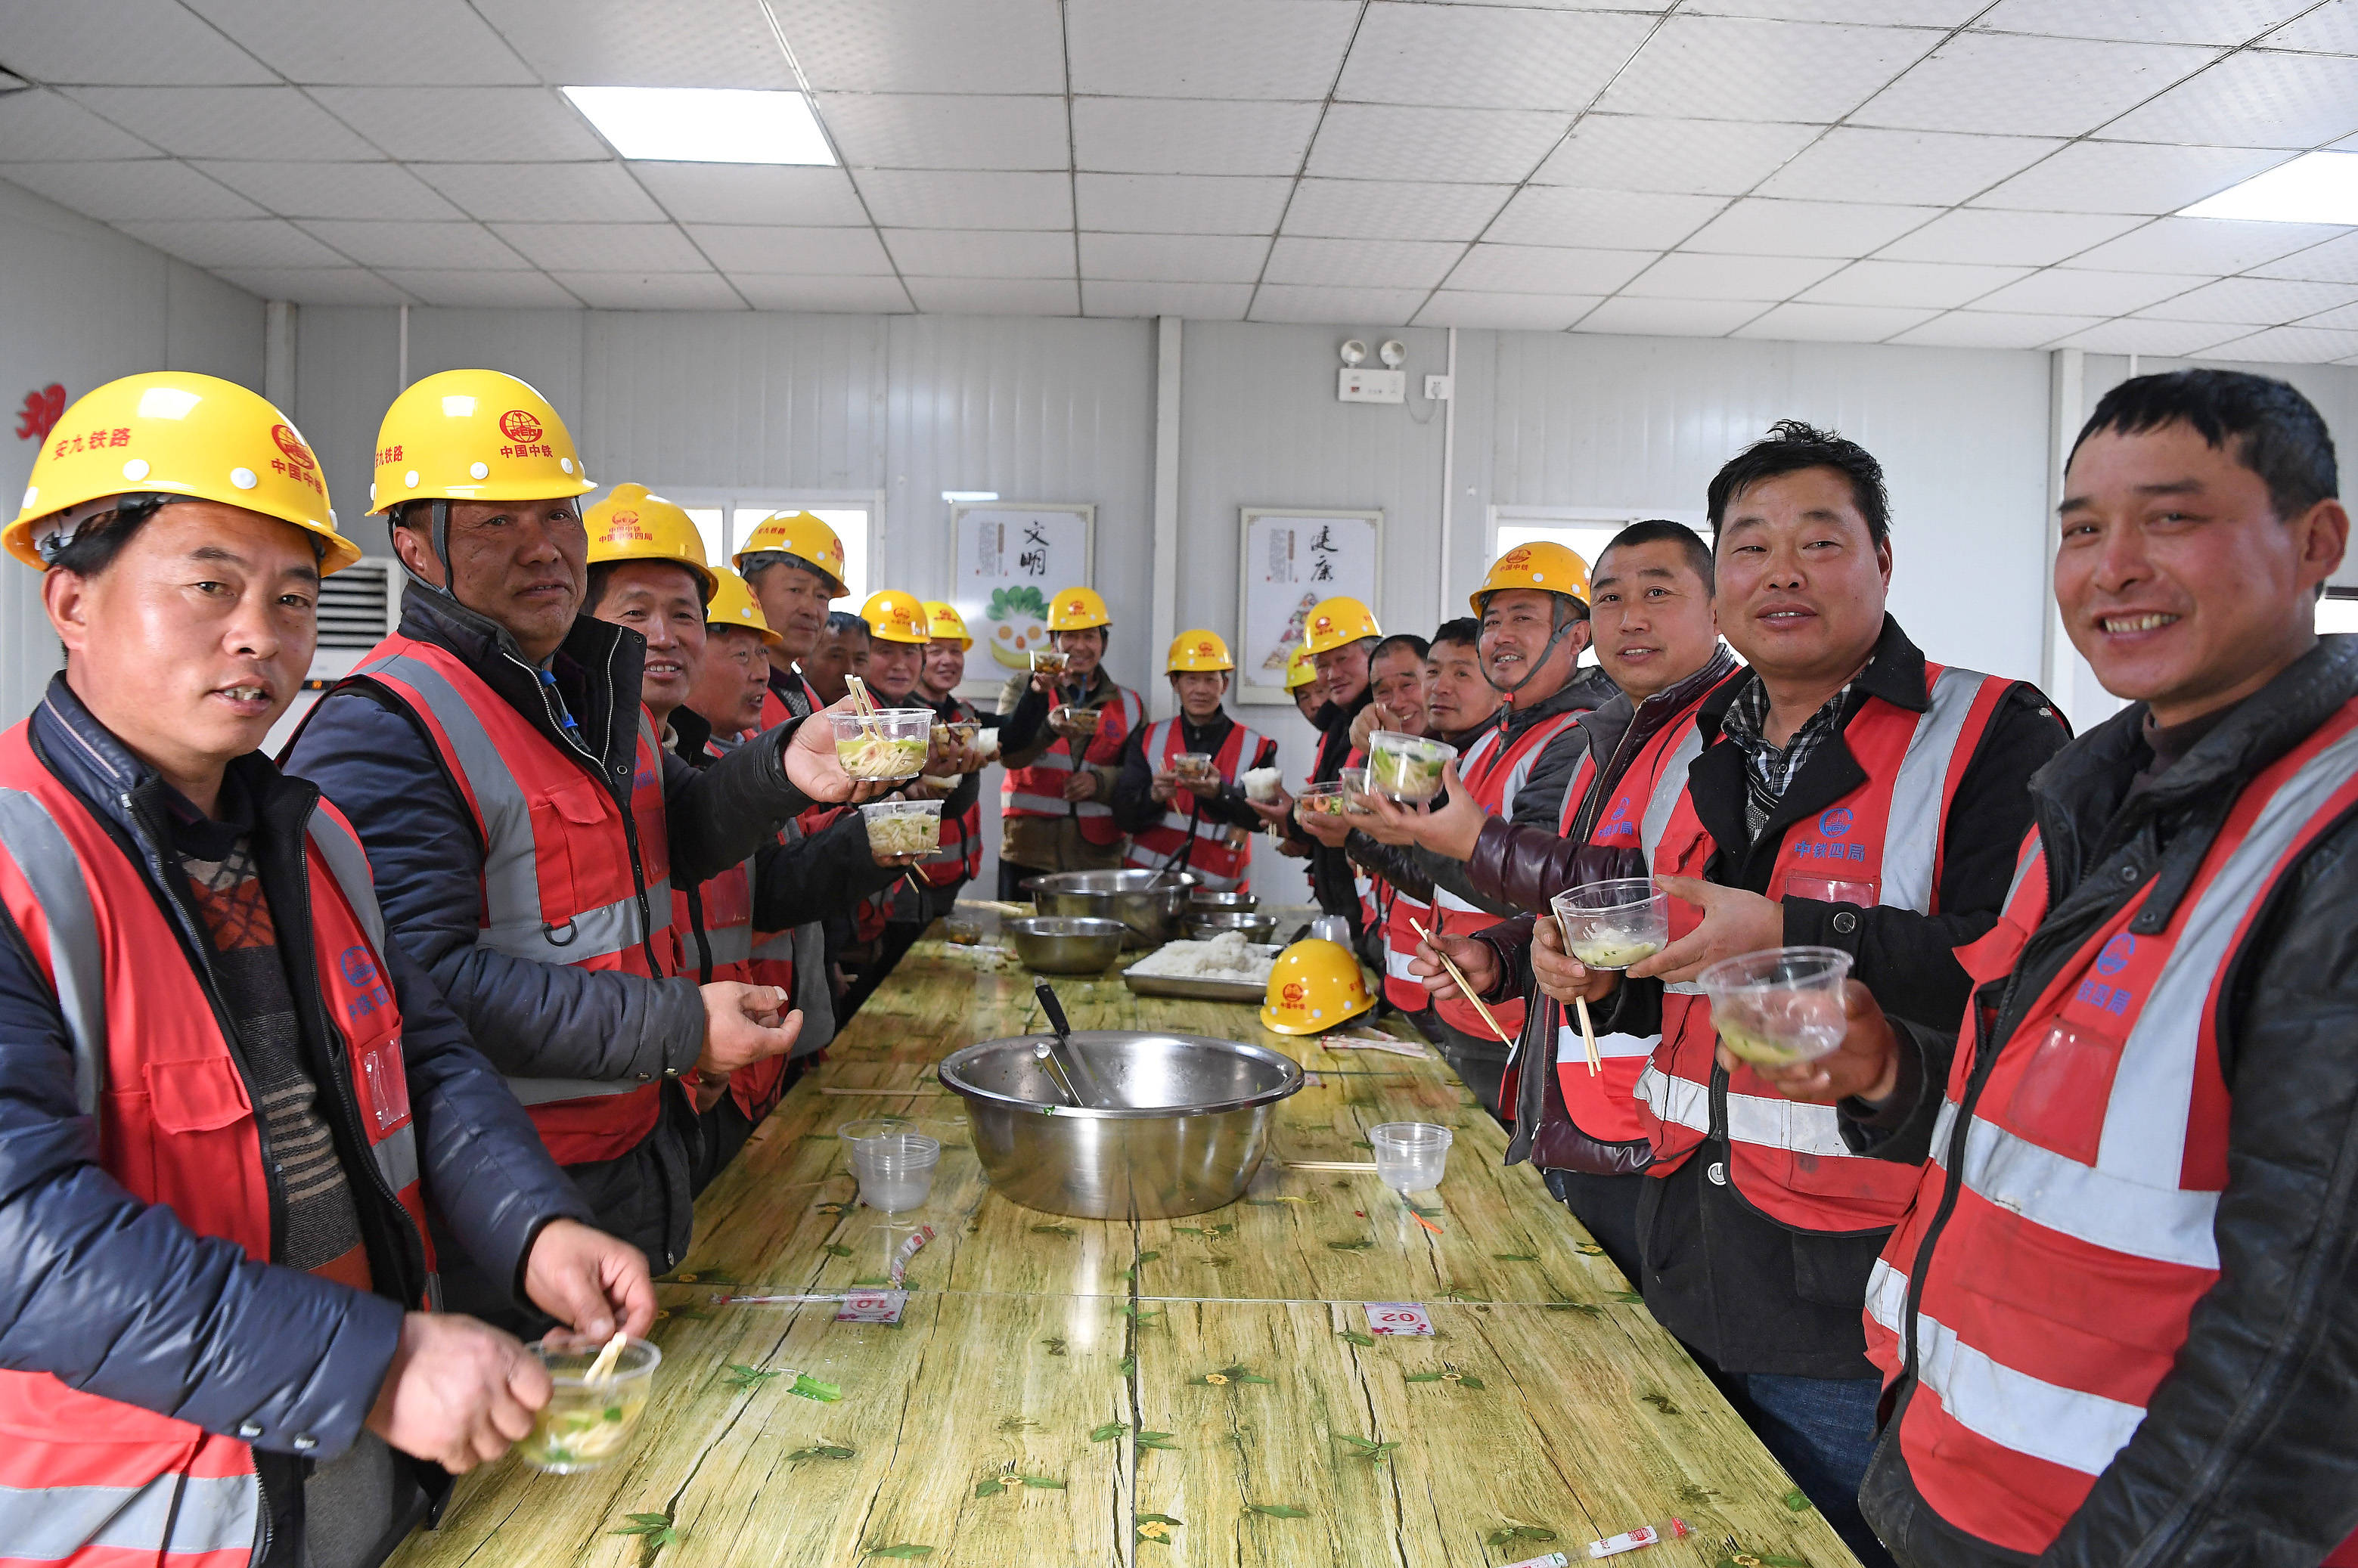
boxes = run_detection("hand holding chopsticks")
[1409,918,1516,1049]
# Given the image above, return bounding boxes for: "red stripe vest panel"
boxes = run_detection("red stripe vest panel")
[1862,699,2358,1562]
[1121,717,1269,893]
[916,699,985,892]
[1002,684,1145,846]
[0,724,431,1568]
[690,735,795,1123]
[349,636,673,1166]
[1430,710,1582,1042]
[1633,665,2015,1233]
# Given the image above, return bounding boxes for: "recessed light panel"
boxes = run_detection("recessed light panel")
[2180,151,2358,226]
[562,85,834,166]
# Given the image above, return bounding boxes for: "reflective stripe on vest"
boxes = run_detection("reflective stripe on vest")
[1430,708,1583,1040]
[0,1470,262,1563]
[1122,717,1267,892]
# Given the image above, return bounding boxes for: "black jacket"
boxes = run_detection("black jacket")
[1856,636,2358,1568]
[1109,711,1279,838]
[1299,685,1376,929]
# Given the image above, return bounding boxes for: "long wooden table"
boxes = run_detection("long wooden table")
[391,910,1857,1568]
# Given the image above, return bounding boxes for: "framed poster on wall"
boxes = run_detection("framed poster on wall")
[948,501,1095,683]
[1236,507,1383,705]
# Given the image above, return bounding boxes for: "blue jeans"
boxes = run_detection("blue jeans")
[1740,1374,1895,1568]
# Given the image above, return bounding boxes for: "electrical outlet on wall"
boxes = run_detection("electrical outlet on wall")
[1425,374,1453,401]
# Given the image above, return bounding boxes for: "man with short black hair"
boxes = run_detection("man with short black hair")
[803,611,870,708]
[1422,617,1503,745]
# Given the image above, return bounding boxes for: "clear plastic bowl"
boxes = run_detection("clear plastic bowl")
[852,1131,941,1213]
[1295,782,1348,816]
[838,1117,914,1144]
[1550,878,1671,971]
[1173,751,1218,789]
[860,798,945,859]
[1366,732,1457,802]
[1696,946,1854,1067]
[830,708,933,779]
[1048,704,1101,735]
[1368,1121,1453,1193]
[519,1336,661,1473]
[1338,766,1376,813]
[1029,648,1069,677]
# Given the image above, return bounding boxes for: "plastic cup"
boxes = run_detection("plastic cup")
[838,1117,914,1144]
[829,708,932,779]
[1049,704,1101,735]
[1337,766,1376,814]
[519,1336,661,1473]
[1549,878,1671,971]
[1030,648,1069,677]
[852,1131,941,1213]
[1696,946,1855,1068]
[859,798,945,860]
[1368,1121,1453,1193]
[1173,751,1218,789]
[1295,782,1347,817]
[1366,731,1456,802]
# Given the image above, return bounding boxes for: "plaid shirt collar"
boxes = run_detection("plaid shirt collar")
[1718,668,1860,842]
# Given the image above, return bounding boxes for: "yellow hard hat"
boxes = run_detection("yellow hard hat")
[584,483,717,601]
[1047,585,1111,632]
[367,368,590,516]
[734,510,848,599]
[1259,938,1375,1036]
[1302,596,1381,657]
[1470,540,1590,614]
[924,599,973,649]
[5,372,360,575]
[860,588,930,645]
[1284,644,1320,692]
[706,566,781,646]
[1166,628,1234,674]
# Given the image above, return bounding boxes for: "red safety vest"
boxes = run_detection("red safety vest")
[1430,708,1584,1042]
[349,636,674,1166]
[916,697,985,892]
[1121,717,1271,893]
[0,724,433,1568]
[761,668,823,730]
[1863,696,2358,1563]
[1632,664,2015,1234]
[1002,682,1143,848]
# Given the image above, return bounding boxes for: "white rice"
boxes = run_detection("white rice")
[1129,931,1276,983]
[1241,767,1282,802]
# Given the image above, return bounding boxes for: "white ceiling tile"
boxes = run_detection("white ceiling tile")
[1482,186,1725,249]
[375,269,585,307]
[1078,232,1268,282]
[1975,0,2312,45]
[2192,324,2358,362]
[1531,116,1823,194]
[184,0,536,85]
[1681,197,1935,258]
[548,271,745,310]
[1874,208,2146,265]
[1571,296,1766,336]
[299,219,530,269]
[1734,301,1941,339]
[2051,317,2253,353]
[2263,0,2358,54]
[309,87,609,163]
[1,0,273,84]
[2249,232,2358,283]
[1081,280,1254,319]
[2298,299,2358,327]
[1851,33,2215,138]
[413,163,666,223]
[1970,141,2291,214]
[214,266,410,304]
[821,93,1068,171]
[858,169,1072,231]
[1072,99,1321,177]
[470,0,796,88]
[197,160,464,220]
[1971,266,2211,312]
[1305,104,1573,183]
[2098,50,2358,148]
[2064,215,2347,274]
[1758,127,2065,205]
[903,276,1081,315]
[886,228,1073,277]
[0,88,163,159]
[784,0,1068,93]
[1596,17,1943,122]
[684,224,895,274]
[1445,243,1657,293]
[1799,259,2032,306]
[1680,0,1976,20]
[1263,235,1462,289]
[64,87,379,160]
[631,163,869,226]
[1336,5,1659,110]
[1413,290,1603,330]
[1246,284,1429,324]
[0,158,262,221]
[1280,179,1510,241]
[1621,250,1846,298]
[731,274,915,313]
[1074,173,1294,233]
[1067,0,1362,99]
[114,216,347,268]
[492,222,708,271]
[1885,309,2105,347]
[2139,276,2358,323]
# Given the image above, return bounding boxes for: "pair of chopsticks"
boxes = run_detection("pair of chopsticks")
[1410,915,1601,1079]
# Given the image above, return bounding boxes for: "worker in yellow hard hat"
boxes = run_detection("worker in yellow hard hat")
[688,566,780,742]
[1259,939,1376,1035]
[993,584,1145,898]
[285,372,886,1319]
[0,371,657,1536]
[1109,631,1281,893]
[584,483,716,727]
[1257,594,1387,939]
[1284,642,1325,724]
[734,510,848,728]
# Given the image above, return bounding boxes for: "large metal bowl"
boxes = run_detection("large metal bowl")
[1024,869,1202,947]
[1183,910,1280,943]
[1001,916,1128,974]
[939,1030,1304,1218]
[1188,889,1259,913]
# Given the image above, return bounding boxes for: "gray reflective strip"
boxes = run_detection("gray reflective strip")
[1493,714,1575,819]
[304,812,386,956]
[705,925,754,965]
[1634,1063,1702,1132]
[1664,980,1707,996]
[2003,834,2046,908]
[0,1470,259,1562]
[483,884,661,965]
[1639,724,1708,869]
[1880,667,1988,915]
[376,1121,421,1195]
[751,929,796,962]
[0,789,109,1113]
[1007,792,1071,814]
[507,1075,644,1105]
[1559,1024,1655,1062]
[1432,888,1483,914]
[1636,1061,1857,1158]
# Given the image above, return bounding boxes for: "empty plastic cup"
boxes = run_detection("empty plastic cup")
[1368,1121,1453,1193]
[1696,945,1854,1068]
[852,1131,941,1213]
[1550,878,1671,971]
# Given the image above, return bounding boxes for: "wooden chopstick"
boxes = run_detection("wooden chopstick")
[1573,994,1603,1077]
[1409,917,1517,1049]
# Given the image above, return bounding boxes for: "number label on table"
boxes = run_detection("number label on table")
[1364,1302,1434,1336]
[836,1290,908,1325]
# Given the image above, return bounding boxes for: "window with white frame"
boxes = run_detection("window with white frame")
[653,491,876,606]
[2322,588,2358,637]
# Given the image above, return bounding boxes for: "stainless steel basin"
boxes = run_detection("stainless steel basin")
[1024,868,1202,947]
[1001,916,1127,974]
[1183,910,1280,943]
[938,1030,1304,1218]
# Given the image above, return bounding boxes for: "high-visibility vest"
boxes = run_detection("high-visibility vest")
[348,636,674,1166]
[761,668,822,730]
[1863,697,2358,1563]
[914,697,985,892]
[1122,717,1271,893]
[1332,745,1433,1012]
[672,733,793,1124]
[0,724,433,1567]
[1002,683,1144,847]
[1632,664,2016,1233]
[1430,708,1584,1042]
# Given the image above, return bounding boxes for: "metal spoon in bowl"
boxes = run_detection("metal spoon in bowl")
[1032,976,1110,1109]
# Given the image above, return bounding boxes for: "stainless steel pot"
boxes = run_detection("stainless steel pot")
[1188,889,1258,913]
[1023,869,1202,947]
[938,1030,1304,1218]
[1001,916,1128,975]
[1182,910,1280,943]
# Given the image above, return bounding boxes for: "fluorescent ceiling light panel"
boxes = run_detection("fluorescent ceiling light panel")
[942,491,998,503]
[2180,151,2358,226]
[562,86,834,166]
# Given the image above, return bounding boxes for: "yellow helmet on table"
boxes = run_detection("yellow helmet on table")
[367,368,591,515]
[1165,629,1233,674]
[1283,644,1320,692]
[5,372,361,575]
[706,566,781,646]
[584,482,717,601]
[924,600,973,649]
[734,510,848,599]
[860,588,931,645]
[1260,938,1375,1036]
[1047,585,1111,632]
[1302,595,1380,656]
[1469,540,1590,614]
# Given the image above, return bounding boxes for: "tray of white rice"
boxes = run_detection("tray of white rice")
[1121,931,1280,1003]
